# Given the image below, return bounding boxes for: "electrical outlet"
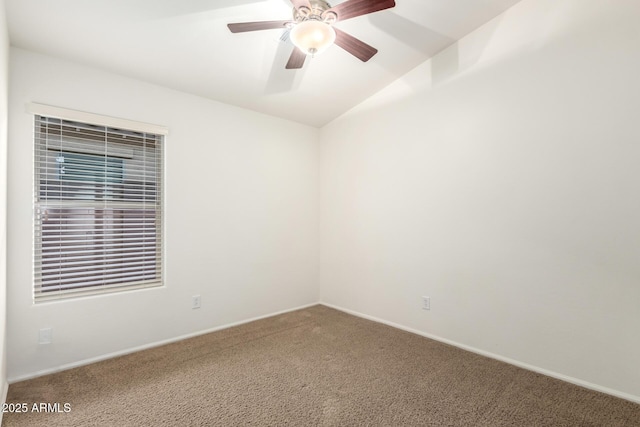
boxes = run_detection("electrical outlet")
[422,296,430,311]
[192,295,201,309]
[39,328,53,344]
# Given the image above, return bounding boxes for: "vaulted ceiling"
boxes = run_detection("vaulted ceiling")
[5,0,522,127]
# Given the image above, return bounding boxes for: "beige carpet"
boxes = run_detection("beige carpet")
[3,305,640,426]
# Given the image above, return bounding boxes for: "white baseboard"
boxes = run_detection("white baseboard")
[320,302,640,405]
[8,302,319,384]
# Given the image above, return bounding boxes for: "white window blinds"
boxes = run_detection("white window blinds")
[34,115,164,302]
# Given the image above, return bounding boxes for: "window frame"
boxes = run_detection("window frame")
[30,104,168,302]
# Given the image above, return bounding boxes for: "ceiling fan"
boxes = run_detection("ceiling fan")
[228,0,396,69]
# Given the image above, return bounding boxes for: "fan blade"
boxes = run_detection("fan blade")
[328,0,395,22]
[333,28,378,62]
[290,0,311,9]
[228,20,292,33]
[265,30,301,93]
[285,47,307,69]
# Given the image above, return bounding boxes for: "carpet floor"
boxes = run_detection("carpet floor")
[3,305,640,426]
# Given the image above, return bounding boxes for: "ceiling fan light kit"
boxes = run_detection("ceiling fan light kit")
[228,0,396,69]
[290,0,337,56]
[290,20,336,56]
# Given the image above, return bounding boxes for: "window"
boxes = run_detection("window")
[34,114,164,301]
[56,152,124,200]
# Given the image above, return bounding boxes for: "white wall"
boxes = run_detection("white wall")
[7,48,320,380]
[320,0,640,401]
[0,0,9,408]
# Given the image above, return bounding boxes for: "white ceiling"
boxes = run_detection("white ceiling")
[5,0,522,127]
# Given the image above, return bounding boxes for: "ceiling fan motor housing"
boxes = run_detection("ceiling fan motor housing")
[294,0,337,24]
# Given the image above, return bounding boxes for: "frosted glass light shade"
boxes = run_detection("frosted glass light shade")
[290,20,336,56]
